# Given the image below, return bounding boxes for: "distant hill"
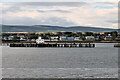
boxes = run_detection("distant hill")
[2,25,119,32]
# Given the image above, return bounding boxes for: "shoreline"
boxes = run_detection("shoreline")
[2,78,119,80]
[2,41,120,44]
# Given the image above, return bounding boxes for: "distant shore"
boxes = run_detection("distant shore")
[2,40,120,44]
[46,41,120,43]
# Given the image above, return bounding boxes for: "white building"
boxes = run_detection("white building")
[74,37,83,41]
[36,37,45,44]
[85,36,95,41]
[20,37,26,40]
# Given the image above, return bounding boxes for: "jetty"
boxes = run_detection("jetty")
[9,43,95,48]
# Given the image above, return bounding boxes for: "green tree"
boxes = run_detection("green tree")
[13,36,20,40]
[85,32,93,36]
[111,31,118,39]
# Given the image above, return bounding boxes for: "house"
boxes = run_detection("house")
[104,37,113,41]
[115,36,120,41]
[51,39,58,41]
[50,36,59,40]
[95,36,100,41]
[56,32,63,36]
[17,34,25,38]
[8,36,14,40]
[67,37,74,41]
[85,36,95,41]
[44,39,50,41]
[2,37,7,40]
[20,37,26,41]
[36,37,45,44]
[60,36,67,41]
[74,37,83,41]
[104,34,113,41]
[74,37,80,41]
[49,36,58,41]
[100,32,108,35]
[36,39,44,44]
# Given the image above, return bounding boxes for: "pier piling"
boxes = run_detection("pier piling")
[9,43,95,48]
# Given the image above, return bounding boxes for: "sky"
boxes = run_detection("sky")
[1,0,119,2]
[0,0,119,29]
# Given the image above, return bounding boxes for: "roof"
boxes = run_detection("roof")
[85,36,95,39]
[8,36,13,38]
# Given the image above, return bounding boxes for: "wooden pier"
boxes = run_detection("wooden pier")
[9,43,95,48]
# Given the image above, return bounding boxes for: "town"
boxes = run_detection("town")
[1,31,120,43]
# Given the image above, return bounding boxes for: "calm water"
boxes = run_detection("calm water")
[2,43,119,78]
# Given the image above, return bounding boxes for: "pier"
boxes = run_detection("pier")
[9,43,95,48]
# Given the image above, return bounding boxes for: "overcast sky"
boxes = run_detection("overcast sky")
[1,0,119,29]
[2,0,119,2]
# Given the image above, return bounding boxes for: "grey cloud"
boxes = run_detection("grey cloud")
[107,20,118,23]
[37,10,70,13]
[3,2,87,14]
[36,10,46,12]
[3,17,39,25]
[98,2,116,5]
[3,6,23,13]
[51,10,70,13]
[12,2,88,7]
[40,17,75,26]
[3,16,75,26]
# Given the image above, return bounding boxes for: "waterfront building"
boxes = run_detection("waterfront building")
[36,37,45,44]
[115,36,120,41]
[20,37,26,41]
[8,36,14,40]
[74,37,83,41]
[85,36,95,41]
[60,36,67,41]
[51,39,58,41]
[67,37,74,41]
[104,37,113,41]
[50,36,59,40]
[104,34,113,41]
[44,39,50,41]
